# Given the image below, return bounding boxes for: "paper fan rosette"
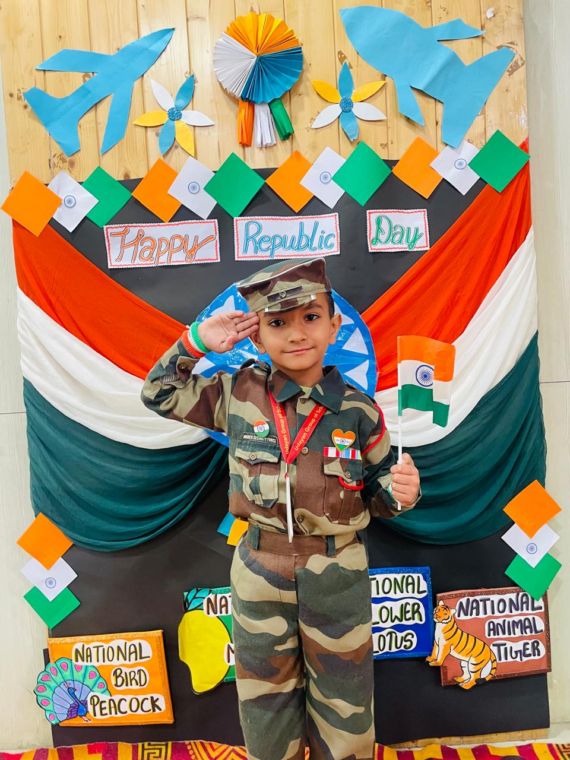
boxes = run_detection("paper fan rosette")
[213,12,303,148]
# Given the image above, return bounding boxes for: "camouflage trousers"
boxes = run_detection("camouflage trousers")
[230,523,375,760]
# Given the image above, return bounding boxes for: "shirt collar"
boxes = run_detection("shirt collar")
[268,364,346,413]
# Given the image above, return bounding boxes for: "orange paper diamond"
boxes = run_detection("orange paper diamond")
[1,171,61,236]
[504,480,562,537]
[133,159,181,222]
[17,513,73,569]
[266,151,314,212]
[393,137,443,199]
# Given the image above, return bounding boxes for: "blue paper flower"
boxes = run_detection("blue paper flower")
[312,62,386,141]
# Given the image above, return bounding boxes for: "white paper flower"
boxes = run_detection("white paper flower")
[134,76,214,156]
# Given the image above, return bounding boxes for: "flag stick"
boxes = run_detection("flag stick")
[396,358,403,512]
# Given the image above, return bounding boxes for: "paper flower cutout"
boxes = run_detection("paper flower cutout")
[312,62,386,141]
[134,76,214,156]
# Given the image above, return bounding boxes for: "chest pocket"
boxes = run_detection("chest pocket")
[235,438,281,508]
[323,456,365,524]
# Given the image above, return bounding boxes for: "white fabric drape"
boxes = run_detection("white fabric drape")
[17,290,208,449]
[376,227,537,446]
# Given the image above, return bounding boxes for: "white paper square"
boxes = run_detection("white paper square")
[501,523,560,568]
[168,156,217,219]
[430,141,480,195]
[300,147,346,209]
[48,170,98,232]
[21,556,77,601]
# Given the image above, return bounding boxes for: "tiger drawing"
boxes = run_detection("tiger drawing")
[426,601,497,689]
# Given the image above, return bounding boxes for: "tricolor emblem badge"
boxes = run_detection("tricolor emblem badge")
[253,419,270,438]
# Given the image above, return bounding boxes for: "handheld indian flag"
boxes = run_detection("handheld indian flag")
[395,335,456,510]
[397,336,456,427]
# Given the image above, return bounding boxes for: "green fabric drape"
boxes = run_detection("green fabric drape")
[380,334,546,544]
[23,379,228,551]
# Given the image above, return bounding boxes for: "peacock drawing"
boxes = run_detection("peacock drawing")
[34,657,110,724]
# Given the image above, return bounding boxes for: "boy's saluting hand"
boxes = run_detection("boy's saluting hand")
[390,452,420,507]
[197,311,259,354]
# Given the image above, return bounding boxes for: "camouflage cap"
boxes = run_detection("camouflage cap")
[236,258,331,314]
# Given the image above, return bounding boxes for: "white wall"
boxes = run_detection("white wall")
[524,0,570,725]
[0,57,53,748]
[0,1,569,748]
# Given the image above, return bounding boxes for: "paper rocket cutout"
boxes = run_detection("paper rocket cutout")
[340,7,515,147]
[24,29,175,156]
[312,62,385,141]
[134,76,214,156]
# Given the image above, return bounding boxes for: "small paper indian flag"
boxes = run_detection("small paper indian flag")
[397,336,456,427]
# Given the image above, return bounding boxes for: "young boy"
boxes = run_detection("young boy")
[141,258,420,760]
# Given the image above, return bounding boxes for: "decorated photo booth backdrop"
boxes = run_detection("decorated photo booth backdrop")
[46,631,173,726]
[435,588,551,686]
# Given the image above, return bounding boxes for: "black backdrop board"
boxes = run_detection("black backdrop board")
[48,166,549,745]
[51,473,549,747]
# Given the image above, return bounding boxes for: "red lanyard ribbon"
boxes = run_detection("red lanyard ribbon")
[268,391,326,465]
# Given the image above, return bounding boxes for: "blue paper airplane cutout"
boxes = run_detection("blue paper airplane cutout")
[340,7,515,147]
[24,28,174,156]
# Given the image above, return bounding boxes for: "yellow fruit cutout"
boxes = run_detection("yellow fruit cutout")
[178,610,231,693]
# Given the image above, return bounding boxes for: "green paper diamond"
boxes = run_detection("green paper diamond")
[24,586,80,629]
[468,130,530,193]
[505,553,561,601]
[332,142,391,205]
[83,167,132,227]
[204,153,265,217]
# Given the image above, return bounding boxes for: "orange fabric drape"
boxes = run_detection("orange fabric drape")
[14,222,184,379]
[363,158,532,391]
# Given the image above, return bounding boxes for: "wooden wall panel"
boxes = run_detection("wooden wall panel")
[87,1,149,180]
[0,0,527,180]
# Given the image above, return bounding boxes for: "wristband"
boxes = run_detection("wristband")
[190,322,209,354]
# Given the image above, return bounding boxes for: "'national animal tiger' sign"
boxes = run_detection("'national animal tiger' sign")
[430,587,551,688]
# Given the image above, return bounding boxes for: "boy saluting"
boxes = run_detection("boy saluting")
[142,258,420,760]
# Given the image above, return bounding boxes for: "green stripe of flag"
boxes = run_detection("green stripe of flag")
[398,384,450,427]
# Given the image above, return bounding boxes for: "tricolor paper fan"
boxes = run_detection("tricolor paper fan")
[213,12,303,148]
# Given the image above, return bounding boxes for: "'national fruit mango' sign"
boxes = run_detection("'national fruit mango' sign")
[179,587,235,694]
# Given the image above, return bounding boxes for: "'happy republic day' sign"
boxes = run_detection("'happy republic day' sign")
[104,220,220,269]
[234,213,340,260]
[437,587,551,685]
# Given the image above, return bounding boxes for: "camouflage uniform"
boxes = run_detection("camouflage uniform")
[141,258,417,760]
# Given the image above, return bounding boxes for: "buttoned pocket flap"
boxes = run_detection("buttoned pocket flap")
[235,438,280,465]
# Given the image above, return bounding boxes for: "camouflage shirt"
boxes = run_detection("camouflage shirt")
[141,331,416,536]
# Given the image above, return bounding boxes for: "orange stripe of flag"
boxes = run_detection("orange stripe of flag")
[397,336,456,382]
